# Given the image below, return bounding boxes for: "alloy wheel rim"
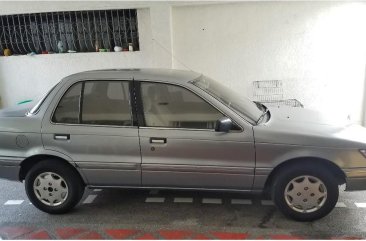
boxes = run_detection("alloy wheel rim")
[284,175,327,213]
[33,172,68,206]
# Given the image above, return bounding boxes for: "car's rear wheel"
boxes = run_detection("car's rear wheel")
[272,163,339,221]
[25,160,84,214]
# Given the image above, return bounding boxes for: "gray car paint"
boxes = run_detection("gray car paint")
[0,68,366,193]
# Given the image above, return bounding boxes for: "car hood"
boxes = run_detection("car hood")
[0,103,33,117]
[253,107,366,148]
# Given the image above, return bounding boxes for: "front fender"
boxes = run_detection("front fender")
[253,143,363,190]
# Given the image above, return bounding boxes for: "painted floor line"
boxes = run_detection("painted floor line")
[1,197,361,209]
[261,200,275,206]
[4,200,24,205]
[355,202,366,208]
[202,198,222,204]
[335,202,347,208]
[173,197,193,203]
[231,199,252,205]
[145,197,165,203]
[83,194,98,204]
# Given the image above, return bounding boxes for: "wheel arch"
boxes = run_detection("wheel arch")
[263,157,346,196]
[19,154,87,184]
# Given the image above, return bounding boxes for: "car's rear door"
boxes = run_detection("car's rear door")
[136,81,255,190]
[41,79,141,186]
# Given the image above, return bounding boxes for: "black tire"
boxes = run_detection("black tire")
[25,159,85,214]
[272,163,339,221]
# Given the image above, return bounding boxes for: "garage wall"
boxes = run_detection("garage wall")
[172,1,366,125]
[1,1,366,126]
[0,1,173,107]
[364,67,366,126]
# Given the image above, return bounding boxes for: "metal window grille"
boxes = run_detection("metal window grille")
[259,99,304,108]
[253,80,283,102]
[253,80,304,108]
[0,9,139,55]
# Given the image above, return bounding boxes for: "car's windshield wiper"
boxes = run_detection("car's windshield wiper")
[253,101,264,111]
[256,104,269,125]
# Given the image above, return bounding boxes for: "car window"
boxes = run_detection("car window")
[52,81,132,126]
[192,75,263,124]
[141,82,225,129]
[81,81,132,126]
[52,82,82,124]
[29,82,60,115]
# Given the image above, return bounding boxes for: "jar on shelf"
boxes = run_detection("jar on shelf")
[4,48,12,56]
[95,40,100,52]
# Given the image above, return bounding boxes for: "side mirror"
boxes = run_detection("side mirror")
[215,117,233,132]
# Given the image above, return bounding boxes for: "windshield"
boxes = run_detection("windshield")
[191,75,264,123]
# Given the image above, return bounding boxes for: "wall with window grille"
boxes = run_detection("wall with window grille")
[172,2,366,125]
[3,1,364,126]
[0,9,139,55]
[0,4,173,108]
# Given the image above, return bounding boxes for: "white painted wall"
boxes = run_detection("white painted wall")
[172,1,366,124]
[1,1,366,126]
[0,2,173,107]
[364,65,366,126]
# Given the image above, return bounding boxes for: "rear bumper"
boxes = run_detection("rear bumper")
[0,157,22,181]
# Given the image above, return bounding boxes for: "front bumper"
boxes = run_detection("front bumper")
[0,158,22,181]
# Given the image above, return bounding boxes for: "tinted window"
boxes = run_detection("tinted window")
[52,83,82,124]
[81,81,132,126]
[141,82,224,129]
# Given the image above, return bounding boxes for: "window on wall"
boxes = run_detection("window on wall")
[0,9,139,55]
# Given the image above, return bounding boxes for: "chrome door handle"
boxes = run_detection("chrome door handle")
[150,137,167,144]
[54,134,70,140]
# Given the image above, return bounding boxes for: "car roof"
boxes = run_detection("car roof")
[62,68,202,84]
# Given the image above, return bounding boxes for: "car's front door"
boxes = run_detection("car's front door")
[137,81,255,190]
[42,80,141,186]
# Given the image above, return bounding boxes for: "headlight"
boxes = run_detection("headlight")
[360,149,366,158]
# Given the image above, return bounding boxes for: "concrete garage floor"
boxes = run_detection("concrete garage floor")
[0,179,365,239]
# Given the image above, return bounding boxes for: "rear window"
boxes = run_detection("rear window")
[29,82,60,115]
[52,83,82,124]
[52,81,132,126]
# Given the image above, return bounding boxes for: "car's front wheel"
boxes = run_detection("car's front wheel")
[272,163,339,221]
[25,160,85,214]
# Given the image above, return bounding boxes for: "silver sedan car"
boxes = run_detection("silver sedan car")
[0,69,366,221]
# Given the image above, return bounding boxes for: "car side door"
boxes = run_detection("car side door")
[41,79,141,186]
[137,81,255,190]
